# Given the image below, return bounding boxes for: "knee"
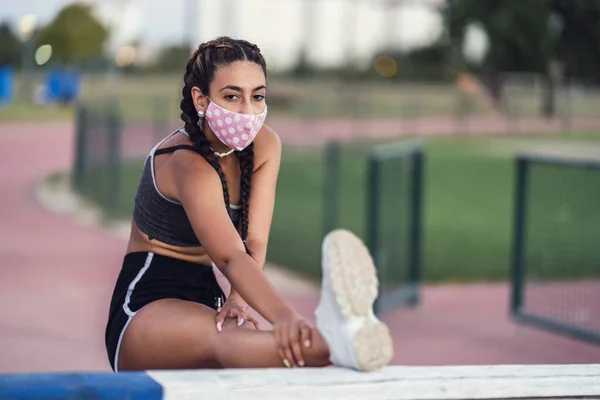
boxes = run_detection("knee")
[221,318,257,331]
[240,319,257,330]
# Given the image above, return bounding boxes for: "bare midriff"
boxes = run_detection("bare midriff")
[126,219,214,266]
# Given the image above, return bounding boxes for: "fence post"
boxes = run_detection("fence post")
[72,104,88,193]
[408,150,425,306]
[505,90,520,134]
[322,140,341,238]
[107,99,122,214]
[402,92,420,135]
[561,80,573,134]
[366,154,382,314]
[153,96,169,142]
[510,156,529,316]
[454,90,471,135]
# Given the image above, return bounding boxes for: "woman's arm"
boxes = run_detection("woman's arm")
[173,141,312,367]
[228,126,281,303]
[172,141,288,325]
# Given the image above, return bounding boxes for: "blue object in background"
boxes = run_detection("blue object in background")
[45,68,81,104]
[0,372,164,400]
[0,66,14,105]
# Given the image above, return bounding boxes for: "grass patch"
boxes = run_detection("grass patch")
[524,161,600,280]
[76,132,600,283]
[268,138,520,282]
[0,102,73,122]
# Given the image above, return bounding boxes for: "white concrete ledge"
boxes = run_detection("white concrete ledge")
[148,364,600,400]
[1,364,598,400]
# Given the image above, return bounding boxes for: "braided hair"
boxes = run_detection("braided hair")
[180,36,267,243]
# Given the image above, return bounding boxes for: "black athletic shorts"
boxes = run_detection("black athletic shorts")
[104,252,226,372]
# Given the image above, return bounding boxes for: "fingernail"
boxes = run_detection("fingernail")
[304,340,311,348]
[299,360,305,367]
[216,321,222,332]
[237,318,244,326]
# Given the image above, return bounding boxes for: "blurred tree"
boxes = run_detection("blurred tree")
[365,42,456,83]
[542,0,600,116]
[445,0,600,117]
[552,0,600,83]
[153,44,192,72]
[38,3,109,65]
[445,0,552,112]
[290,46,314,78]
[0,21,22,66]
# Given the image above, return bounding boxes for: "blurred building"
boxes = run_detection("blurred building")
[196,0,445,72]
[93,0,142,52]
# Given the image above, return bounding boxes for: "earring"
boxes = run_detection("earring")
[197,110,205,129]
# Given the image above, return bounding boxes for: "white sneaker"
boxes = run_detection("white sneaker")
[315,229,394,371]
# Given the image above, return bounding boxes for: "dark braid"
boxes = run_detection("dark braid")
[180,85,231,209]
[238,143,254,241]
[180,36,267,243]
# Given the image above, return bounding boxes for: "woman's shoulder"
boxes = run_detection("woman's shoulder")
[167,142,219,185]
[254,123,281,165]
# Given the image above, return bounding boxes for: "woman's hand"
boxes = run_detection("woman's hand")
[273,310,314,368]
[215,296,260,332]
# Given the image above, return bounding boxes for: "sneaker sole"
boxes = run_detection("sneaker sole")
[322,229,394,371]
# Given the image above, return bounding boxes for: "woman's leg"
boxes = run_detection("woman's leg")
[118,229,392,372]
[117,298,331,371]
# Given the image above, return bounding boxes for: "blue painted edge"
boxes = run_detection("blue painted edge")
[0,372,163,400]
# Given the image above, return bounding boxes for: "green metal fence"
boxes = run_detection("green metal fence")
[322,141,342,237]
[511,153,600,345]
[267,139,425,312]
[71,95,180,219]
[366,141,425,314]
[72,99,123,215]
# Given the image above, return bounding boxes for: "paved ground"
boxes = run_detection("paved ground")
[1,121,599,374]
[0,121,123,372]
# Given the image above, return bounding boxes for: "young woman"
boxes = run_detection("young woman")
[104,36,393,372]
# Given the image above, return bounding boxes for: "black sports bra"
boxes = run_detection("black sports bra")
[132,130,240,247]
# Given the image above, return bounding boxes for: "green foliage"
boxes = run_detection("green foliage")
[445,0,553,73]
[553,0,600,83]
[0,21,22,66]
[288,46,314,78]
[444,0,600,114]
[391,42,456,82]
[147,44,192,73]
[445,0,600,82]
[38,3,109,65]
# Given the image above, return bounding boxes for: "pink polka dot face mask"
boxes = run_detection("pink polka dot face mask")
[204,99,267,151]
